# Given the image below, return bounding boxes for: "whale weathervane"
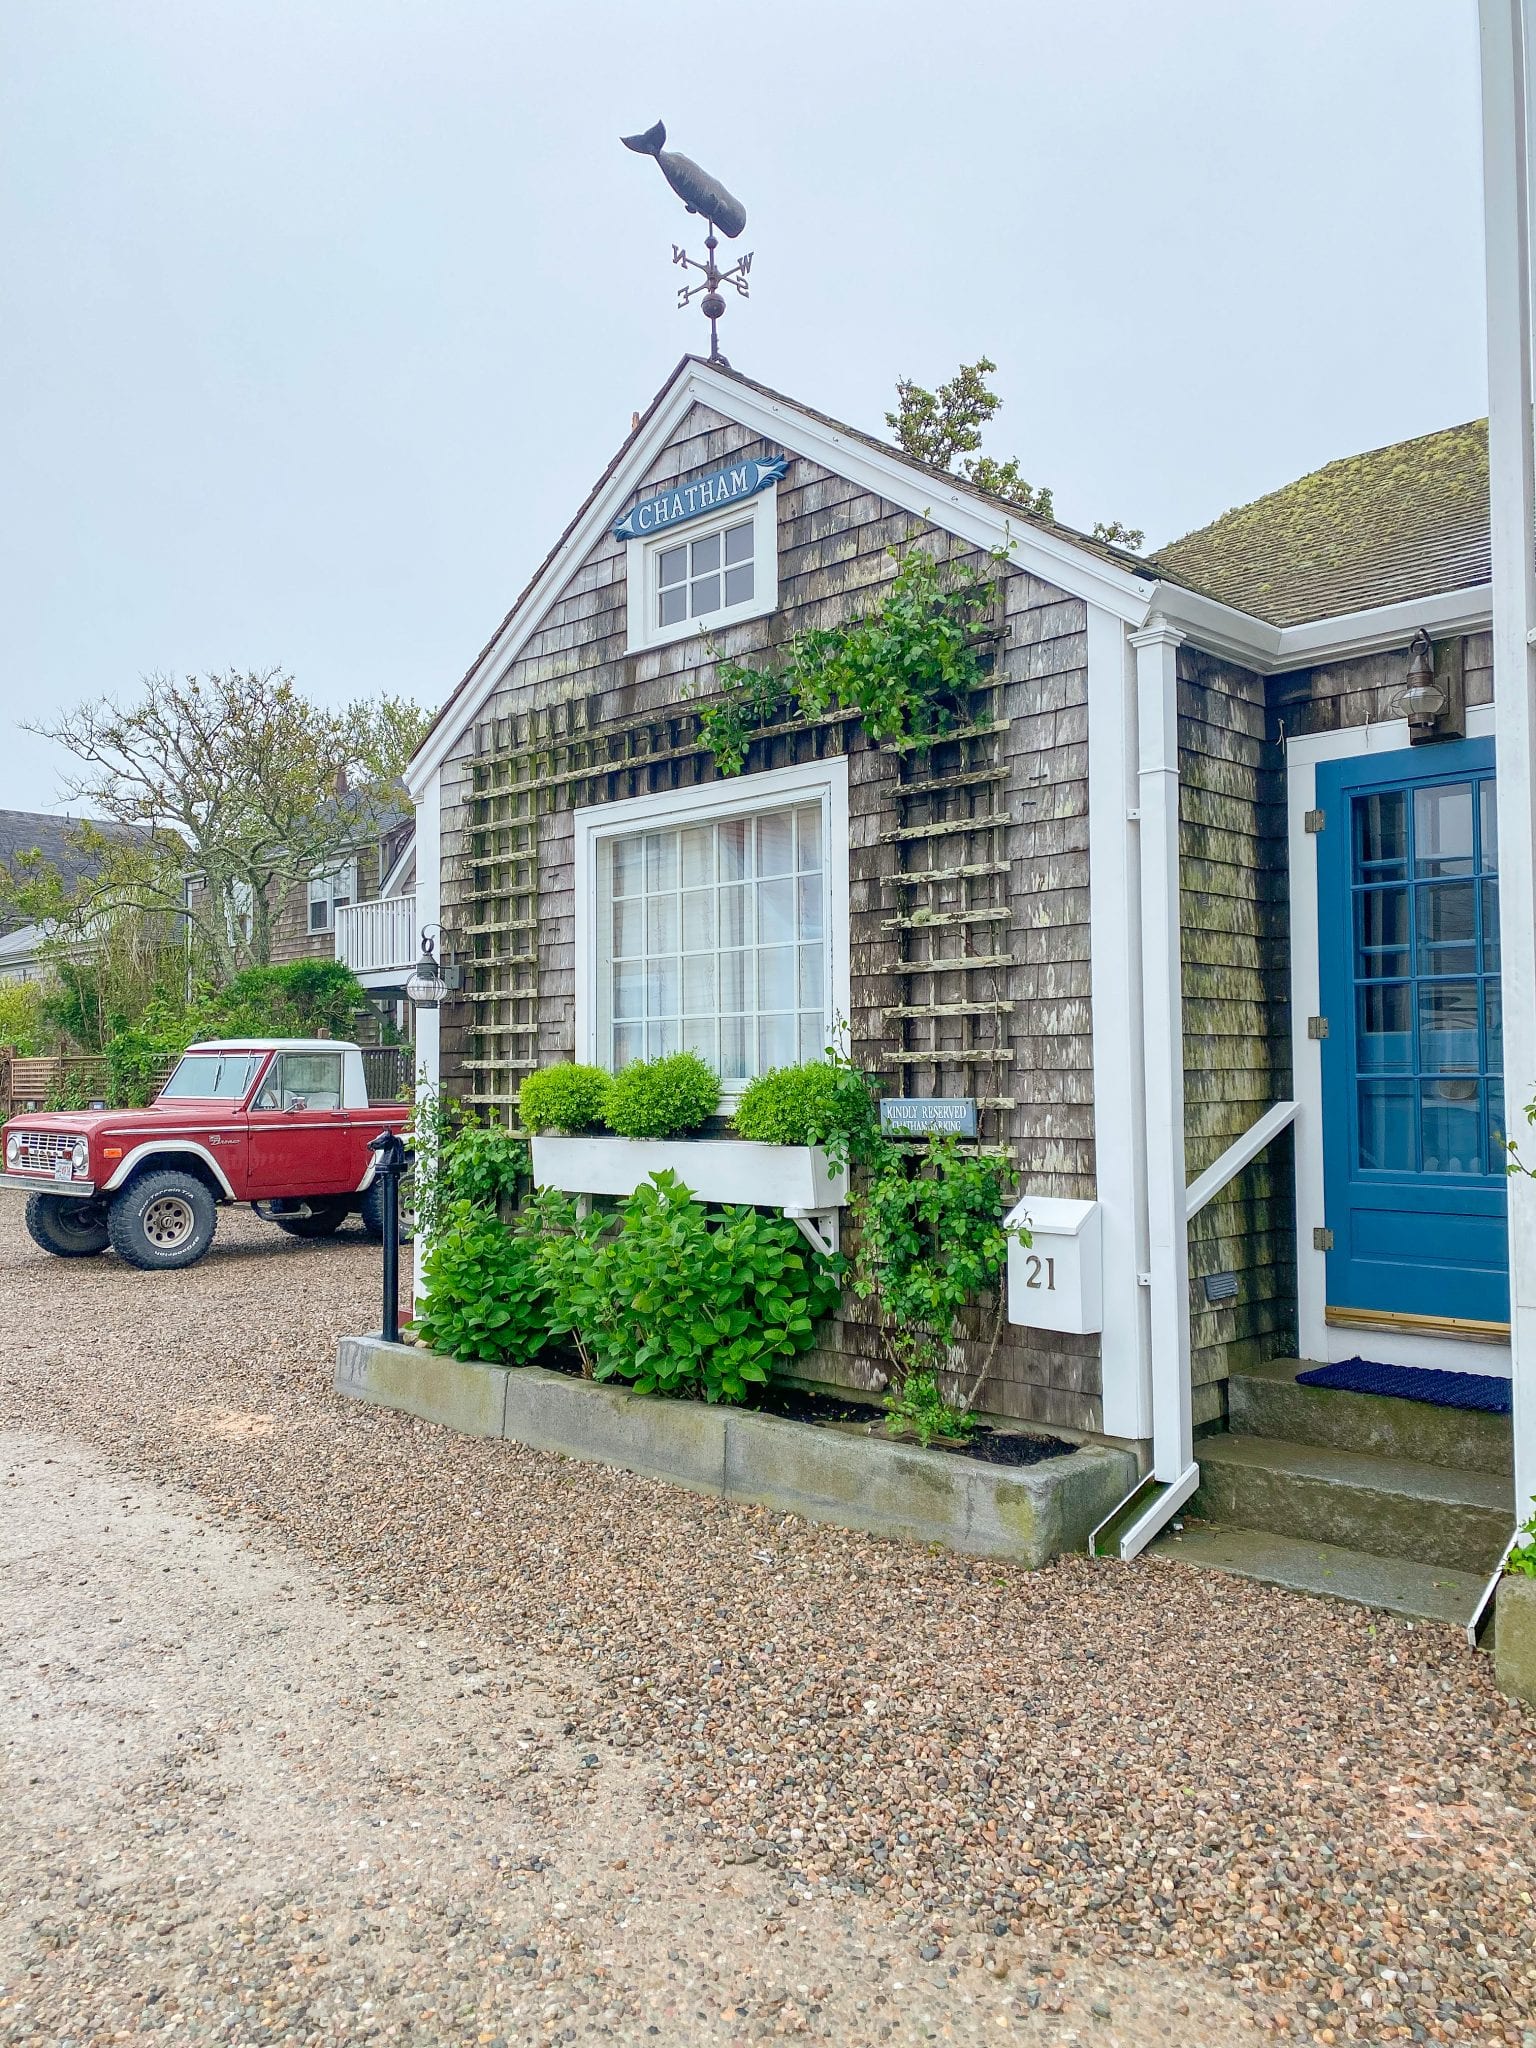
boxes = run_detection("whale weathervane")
[621,120,753,366]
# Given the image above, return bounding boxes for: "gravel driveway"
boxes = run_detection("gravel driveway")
[1,1204,1534,2047]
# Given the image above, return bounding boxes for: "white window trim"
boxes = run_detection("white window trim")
[624,483,778,654]
[1285,701,1507,1375]
[308,857,358,934]
[573,756,851,1104]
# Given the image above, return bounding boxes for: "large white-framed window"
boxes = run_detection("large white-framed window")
[574,757,850,1100]
[624,485,778,654]
[308,858,358,934]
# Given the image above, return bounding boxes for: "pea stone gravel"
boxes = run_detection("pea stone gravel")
[1,1206,1534,2047]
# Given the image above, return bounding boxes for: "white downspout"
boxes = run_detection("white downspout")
[1116,618,1200,1549]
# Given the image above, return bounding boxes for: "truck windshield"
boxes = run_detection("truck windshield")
[159,1054,262,1101]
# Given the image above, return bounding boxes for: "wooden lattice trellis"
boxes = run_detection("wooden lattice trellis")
[453,659,1018,1144]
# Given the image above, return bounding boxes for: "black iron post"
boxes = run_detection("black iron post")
[367,1129,414,1344]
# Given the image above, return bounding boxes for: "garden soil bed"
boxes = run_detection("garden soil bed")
[762,1384,1073,1467]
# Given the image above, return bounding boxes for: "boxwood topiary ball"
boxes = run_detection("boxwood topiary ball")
[604,1051,720,1140]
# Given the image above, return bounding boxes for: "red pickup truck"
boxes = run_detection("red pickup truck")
[1,1039,412,1271]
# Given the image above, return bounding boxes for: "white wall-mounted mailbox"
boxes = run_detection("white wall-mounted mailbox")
[1004,1195,1103,1335]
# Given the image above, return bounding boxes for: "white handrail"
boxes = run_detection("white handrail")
[335,894,417,976]
[1184,1099,1298,1222]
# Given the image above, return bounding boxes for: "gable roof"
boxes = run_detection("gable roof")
[407,356,1158,791]
[0,811,154,938]
[1149,420,1490,629]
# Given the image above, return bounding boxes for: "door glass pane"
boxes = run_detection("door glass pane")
[1481,782,1498,871]
[1357,983,1411,1070]
[1418,981,1479,1073]
[1421,1079,1483,1174]
[1488,1083,1507,1163]
[1358,1080,1415,1171]
[1414,783,1475,876]
[1482,879,1501,972]
[1357,790,1406,869]
[1416,881,1476,974]
[1486,982,1503,1068]
[1359,887,1408,970]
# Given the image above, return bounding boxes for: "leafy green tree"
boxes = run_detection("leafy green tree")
[887,358,1143,548]
[13,672,431,980]
[0,980,48,1054]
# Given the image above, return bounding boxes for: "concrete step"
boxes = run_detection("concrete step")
[1190,1431,1514,1574]
[1149,1521,1487,1629]
[1228,1358,1512,1477]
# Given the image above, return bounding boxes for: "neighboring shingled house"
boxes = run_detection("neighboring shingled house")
[0,810,157,982]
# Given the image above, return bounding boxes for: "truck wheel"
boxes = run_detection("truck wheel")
[107,1170,218,1271]
[271,1200,351,1239]
[25,1193,110,1258]
[359,1176,415,1244]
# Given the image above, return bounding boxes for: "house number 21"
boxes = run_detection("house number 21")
[1023,1253,1057,1291]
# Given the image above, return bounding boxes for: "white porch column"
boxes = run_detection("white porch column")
[1129,620,1193,1483]
[410,767,442,1310]
[1480,0,1536,1513]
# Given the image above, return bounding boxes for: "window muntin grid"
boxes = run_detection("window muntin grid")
[597,800,827,1083]
[656,518,754,629]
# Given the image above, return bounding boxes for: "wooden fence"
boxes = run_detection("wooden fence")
[1,1045,416,1116]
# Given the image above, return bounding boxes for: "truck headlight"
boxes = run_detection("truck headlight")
[4,1133,18,1168]
[71,1138,89,1174]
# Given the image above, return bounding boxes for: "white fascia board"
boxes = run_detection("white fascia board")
[1148,578,1494,678]
[405,367,1160,794]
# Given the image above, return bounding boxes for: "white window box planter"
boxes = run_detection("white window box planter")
[529,1134,847,1214]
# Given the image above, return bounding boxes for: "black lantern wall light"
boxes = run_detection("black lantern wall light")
[405,926,463,1011]
[1394,627,1465,744]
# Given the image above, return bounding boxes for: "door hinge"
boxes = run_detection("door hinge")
[1313,1226,1334,1251]
[1304,808,1326,834]
[1307,1015,1329,1040]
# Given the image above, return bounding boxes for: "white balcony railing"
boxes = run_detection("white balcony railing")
[335,894,417,980]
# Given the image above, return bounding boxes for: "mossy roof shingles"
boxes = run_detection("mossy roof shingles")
[1149,419,1490,628]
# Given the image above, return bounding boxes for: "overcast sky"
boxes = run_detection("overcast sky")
[0,0,1486,815]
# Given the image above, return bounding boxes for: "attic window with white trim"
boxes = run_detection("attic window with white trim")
[624,486,778,653]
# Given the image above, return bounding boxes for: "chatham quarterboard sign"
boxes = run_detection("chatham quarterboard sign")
[878,1096,979,1139]
[612,456,788,542]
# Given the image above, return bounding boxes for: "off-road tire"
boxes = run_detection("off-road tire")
[107,1170,218,1271]
[24,1193,110,1258]
[271,1200,352,1239]
[359,1175,415,1245]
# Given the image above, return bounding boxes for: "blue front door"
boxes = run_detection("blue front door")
[1316,739,1508,1325]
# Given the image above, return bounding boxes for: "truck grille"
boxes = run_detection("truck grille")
[11,1131,77,1173]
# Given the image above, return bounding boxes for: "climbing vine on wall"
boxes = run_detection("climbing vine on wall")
[695,545,998,775]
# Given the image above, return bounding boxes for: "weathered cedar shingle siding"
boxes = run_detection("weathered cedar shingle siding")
[1178,649,1294,1424]
[1269,631,1491,740]
[438,400,1107,1431]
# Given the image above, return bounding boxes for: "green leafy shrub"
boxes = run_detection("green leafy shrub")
[732,1056,877,1162]
[883,1367,976,1448]
[0,980,48,1055]
[534,1170,839,1403]
[849,1134,1021,1419]
[604,1051,719,1139]
[697,546,996,775]
[445,1121,528,1208]
[518,1062,612,1134]
[1509,1498,1536,1578]
[411,1199,555,1364]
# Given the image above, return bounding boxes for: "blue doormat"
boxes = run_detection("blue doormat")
[1295,1357,1512,1413]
